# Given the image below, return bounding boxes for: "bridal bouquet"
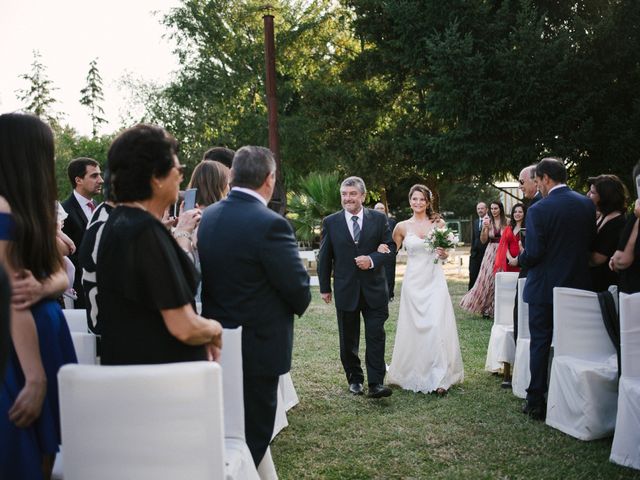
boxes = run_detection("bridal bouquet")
[424,226,459,264]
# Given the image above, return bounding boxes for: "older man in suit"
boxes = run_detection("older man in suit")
[318,177,396,398]
[468,201,488,290]
[517,158,596,420]
[198,146,311,466]
[61,157,103,308]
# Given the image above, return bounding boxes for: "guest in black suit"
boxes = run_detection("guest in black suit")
[318,177,396,399]
[198,146,311,466]
[517,158,596,420]
[61,157,103,308]
[511,164,542,341]
[374,202,397,301]
[468,201,488,289]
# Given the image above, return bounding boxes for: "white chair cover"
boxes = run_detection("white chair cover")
[485,272,519,372]
[58,362,226,480]
[219,328,269,479]
[512,278,530,398]
[70,332,97,365]
[279,372,300,411]
[610,292,640,470]
[62,309,88,333]
[546,287,618,440]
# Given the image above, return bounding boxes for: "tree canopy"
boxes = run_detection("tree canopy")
[132,0,640,214]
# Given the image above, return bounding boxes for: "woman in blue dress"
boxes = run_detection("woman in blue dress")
[0,113,77,479]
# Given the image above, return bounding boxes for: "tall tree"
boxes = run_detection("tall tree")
[80,58,107,137]
[16,50,60,123]
[344,0,640,189]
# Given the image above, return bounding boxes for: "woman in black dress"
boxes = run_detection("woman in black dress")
[610,162,640,294]
[97,124,222,365]
[586,174,627,292]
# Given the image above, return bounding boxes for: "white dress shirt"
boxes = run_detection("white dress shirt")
[232,187,268,206]
[344,208,364,241]
[73,190,95,220]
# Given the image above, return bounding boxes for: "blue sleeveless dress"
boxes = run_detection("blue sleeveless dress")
[0,212,77,480]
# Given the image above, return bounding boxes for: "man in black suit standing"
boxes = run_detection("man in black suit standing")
[198,146,311,466]
[61,157,103,308]
[468,201,488,290]
[516,158,596,420]
[374,202,397,301]
[318,177,396,399]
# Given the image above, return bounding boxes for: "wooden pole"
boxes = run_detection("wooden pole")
[263,13,285,215]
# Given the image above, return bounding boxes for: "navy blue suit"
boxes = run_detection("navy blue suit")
[519,186,596,406]
[61,194,95,308]
[198,189,311,465]
[318,208,396,386]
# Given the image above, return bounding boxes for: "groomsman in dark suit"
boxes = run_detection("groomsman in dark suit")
[374,202,397,301]
[517,158,596,420]
[318,177,396,398]
[61,157,103,308]
[198,146,311,466]
[468,201,488,289]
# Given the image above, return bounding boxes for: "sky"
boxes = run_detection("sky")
[0,0,182,136]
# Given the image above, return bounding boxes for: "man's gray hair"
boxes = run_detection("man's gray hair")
[230,146,276,190]
[341,176,366,194]
[522,164,537,180]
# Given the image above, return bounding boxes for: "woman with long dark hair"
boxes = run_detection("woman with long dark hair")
[460,200,507,317]
[495,203,526,273]
[0,112,77,479]
[587,174,627,291]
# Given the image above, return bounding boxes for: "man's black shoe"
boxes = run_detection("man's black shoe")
[349,383,364,395]
[367,384,392,399]
[528,405,546,421]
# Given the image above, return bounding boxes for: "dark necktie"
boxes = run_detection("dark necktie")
[352,215,360,243]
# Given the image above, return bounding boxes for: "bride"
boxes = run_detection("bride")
[385,184,464,395]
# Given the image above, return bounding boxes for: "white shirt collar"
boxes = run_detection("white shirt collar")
[344,208,363,223]
[232,187,268,206]
[73,190,94,220]
[549,183,567,194]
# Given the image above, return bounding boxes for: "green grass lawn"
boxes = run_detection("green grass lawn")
[270,280,640,479]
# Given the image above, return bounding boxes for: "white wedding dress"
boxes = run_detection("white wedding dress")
[387,232,464,392]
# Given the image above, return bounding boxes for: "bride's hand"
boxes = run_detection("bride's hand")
[377,244,390,254]
[435,247,448,259]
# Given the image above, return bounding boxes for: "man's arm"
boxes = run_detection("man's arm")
[367,215,396,268]
[261,216,311,316]
[317,216,334,300]
[517,206,545,268]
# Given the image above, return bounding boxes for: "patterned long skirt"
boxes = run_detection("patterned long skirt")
[460,242,499,317]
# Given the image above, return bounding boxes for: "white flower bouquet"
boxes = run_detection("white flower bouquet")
[424,226,459,264]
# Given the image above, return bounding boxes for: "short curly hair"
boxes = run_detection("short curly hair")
[108,124,178,202]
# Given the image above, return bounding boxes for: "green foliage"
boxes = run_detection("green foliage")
[345,0,640,187]
[287,172,342,246]
[16,50,60,123]
[54,125,112,201]
[80,58,107,137]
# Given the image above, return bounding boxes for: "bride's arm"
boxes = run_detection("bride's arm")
[392,222,405,252]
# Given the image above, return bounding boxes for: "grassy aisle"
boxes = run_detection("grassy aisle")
[270,280,639,479]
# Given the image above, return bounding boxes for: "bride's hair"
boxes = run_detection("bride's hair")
[408,184,439,221]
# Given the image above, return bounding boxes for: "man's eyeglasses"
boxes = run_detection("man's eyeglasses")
[518,179,525,185]
[175,164,187,175]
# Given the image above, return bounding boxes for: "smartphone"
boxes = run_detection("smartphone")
[184,188,197,211]
[635,174,640,200]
